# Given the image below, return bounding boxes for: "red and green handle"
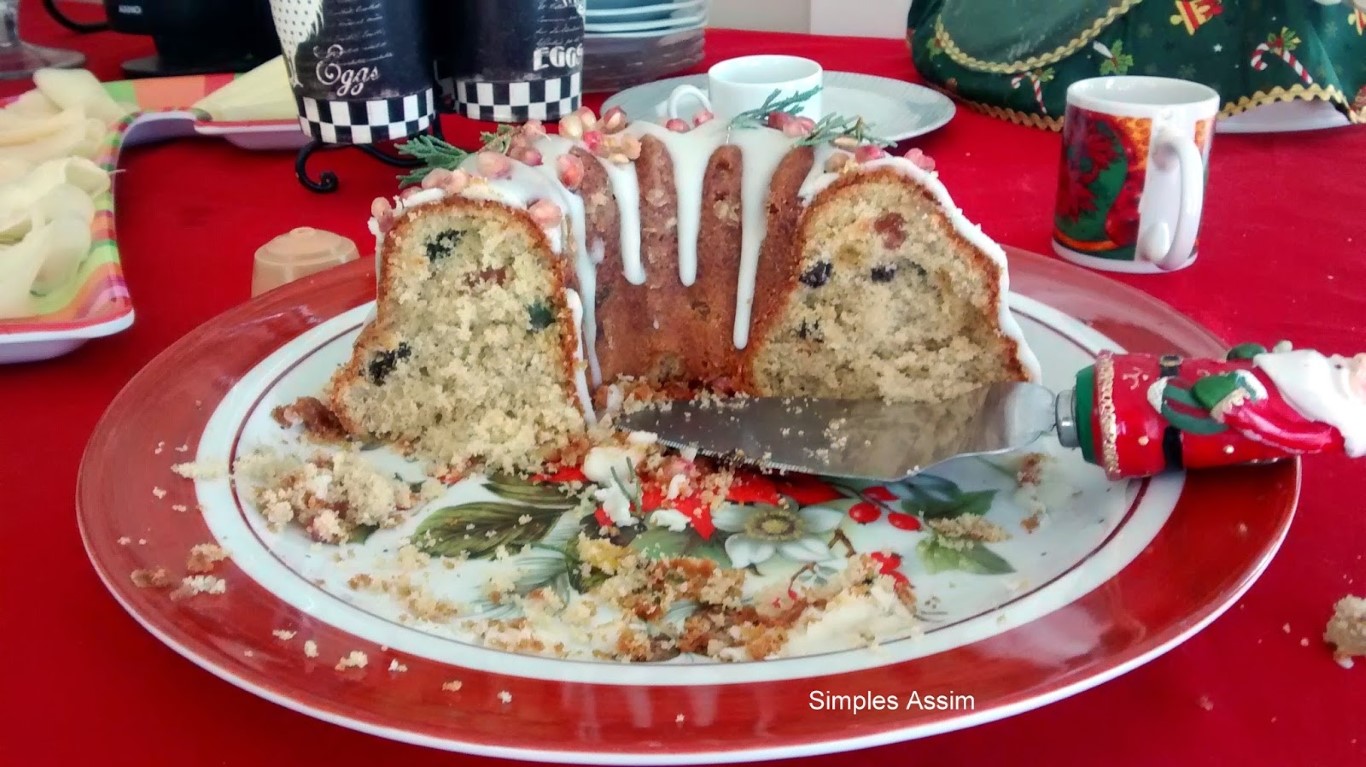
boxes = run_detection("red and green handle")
[1064,345,1345,480]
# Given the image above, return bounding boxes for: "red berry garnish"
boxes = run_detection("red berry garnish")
[773,475,844,505]
[887,512,921,531]
[848,501,881,524]
[593,506,611,527]
[862,486,898,502]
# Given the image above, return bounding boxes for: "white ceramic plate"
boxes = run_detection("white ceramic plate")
[1217,99,1352,133]
[587,0,706,19]
[604,71,956,142]
[585,12,706,33]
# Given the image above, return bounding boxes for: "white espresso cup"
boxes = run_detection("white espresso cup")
[667,55,823,122]
[1052,76,1219,273]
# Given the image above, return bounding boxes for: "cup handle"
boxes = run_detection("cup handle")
[1138,125,1204,271]
[667,85,711,121]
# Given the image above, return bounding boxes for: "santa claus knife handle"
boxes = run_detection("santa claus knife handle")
[1060,344,1357,480]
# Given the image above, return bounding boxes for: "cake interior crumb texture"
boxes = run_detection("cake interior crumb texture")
[328,199,585,475]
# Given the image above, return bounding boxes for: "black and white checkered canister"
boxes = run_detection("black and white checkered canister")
[296,89,435,144]
[454,72,581,122]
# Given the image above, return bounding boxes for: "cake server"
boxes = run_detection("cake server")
[613,349,1357,481]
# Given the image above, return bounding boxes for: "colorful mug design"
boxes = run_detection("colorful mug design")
[1052,77,1219,274]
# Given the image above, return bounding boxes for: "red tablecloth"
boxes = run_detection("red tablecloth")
[3,3,1362,765]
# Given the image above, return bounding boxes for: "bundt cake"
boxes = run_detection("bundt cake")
[327,103,1039,474]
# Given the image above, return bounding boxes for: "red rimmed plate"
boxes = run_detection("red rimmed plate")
[77,248,1297,764]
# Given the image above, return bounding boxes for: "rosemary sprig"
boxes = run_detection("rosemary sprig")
[728,86,893,148]
[395,135,469,188]
[478,124,520,154]
[729,85,823,129]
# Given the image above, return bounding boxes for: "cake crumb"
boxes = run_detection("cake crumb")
[138,538,147,545]
[171,575,226,599]
[272,629,296,641]
[336,650,368,670]
[154,441,165,455]
[497,690,512,704]
[117,536,131,546]
[388,658,408,673]
[442,680,463,692]
[171,504,189,513]
[1197,695,1213,711]
[1282,622,1291,634]
[175,444,190,453]
[172,460,225,480]
[152,486,167,499]
[1324,595,1366,666]
[130,567,173,589]
[675,713,685,724]
[186,543,229,573]
[304,640,319,658]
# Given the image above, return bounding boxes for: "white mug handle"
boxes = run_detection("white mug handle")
[667,85,712,121]
[1138,125,1205,271]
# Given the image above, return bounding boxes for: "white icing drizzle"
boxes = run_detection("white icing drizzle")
[1253,350,1366,457]
[563,289,597,425]
[627,120,731,287]
[729,128,804,349]
[796,155,1042,381]
[528,136,601,386]
[597,155,646,285]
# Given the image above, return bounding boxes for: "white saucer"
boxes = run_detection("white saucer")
[1216,99,1351,133]
[603,71,956,142]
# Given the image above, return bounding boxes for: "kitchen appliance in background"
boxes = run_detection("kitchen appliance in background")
[103,0,280,77]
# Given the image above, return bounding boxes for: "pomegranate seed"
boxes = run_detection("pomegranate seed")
[888,512,921,531]
[370,196,393,218]
[782,118,814,138]
[601,106,628,133]
[903,147,935,171]
[528,199,563,227]
[442,169,471,194]
[862,486,898,502]
[559,113,584,140]
[766,111,794,129]
[593,506,611,528]
[556,153,585,190]
[522,119,547,140]
[511,146,544,166]
[854,144,887,163]
[692,109,714,126]
[476,150,512,179]
[573,106,598,129]
[420,167,453,190]
[848,501,881,524]
[582,129,604,153]
[665,118,690,132]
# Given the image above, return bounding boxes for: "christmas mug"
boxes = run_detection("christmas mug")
[666,55,823,123]
[1053,76,1219,274]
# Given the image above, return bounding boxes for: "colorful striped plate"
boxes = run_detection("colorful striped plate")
[1,74,304,364]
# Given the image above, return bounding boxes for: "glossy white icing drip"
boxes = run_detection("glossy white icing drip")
[1253,350,1366,456]
[729,128,803,349]
[528,136,601,387]
[598,157,646,285]
[627,120,731,287]
[796,155,1043,381]
[563,289,597,425]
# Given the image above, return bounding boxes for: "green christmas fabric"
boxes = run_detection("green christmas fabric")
[907,0,1366,129]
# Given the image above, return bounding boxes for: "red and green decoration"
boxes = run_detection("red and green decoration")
[1053,105,1145,260]
[907,1,1366,129]
[1070,345,1350,480]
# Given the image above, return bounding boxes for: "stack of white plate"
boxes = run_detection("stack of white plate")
[583,0,708,93]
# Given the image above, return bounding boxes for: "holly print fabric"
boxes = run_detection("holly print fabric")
[908,0,1366,129]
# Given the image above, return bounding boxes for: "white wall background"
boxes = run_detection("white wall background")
[709,0,910,39]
